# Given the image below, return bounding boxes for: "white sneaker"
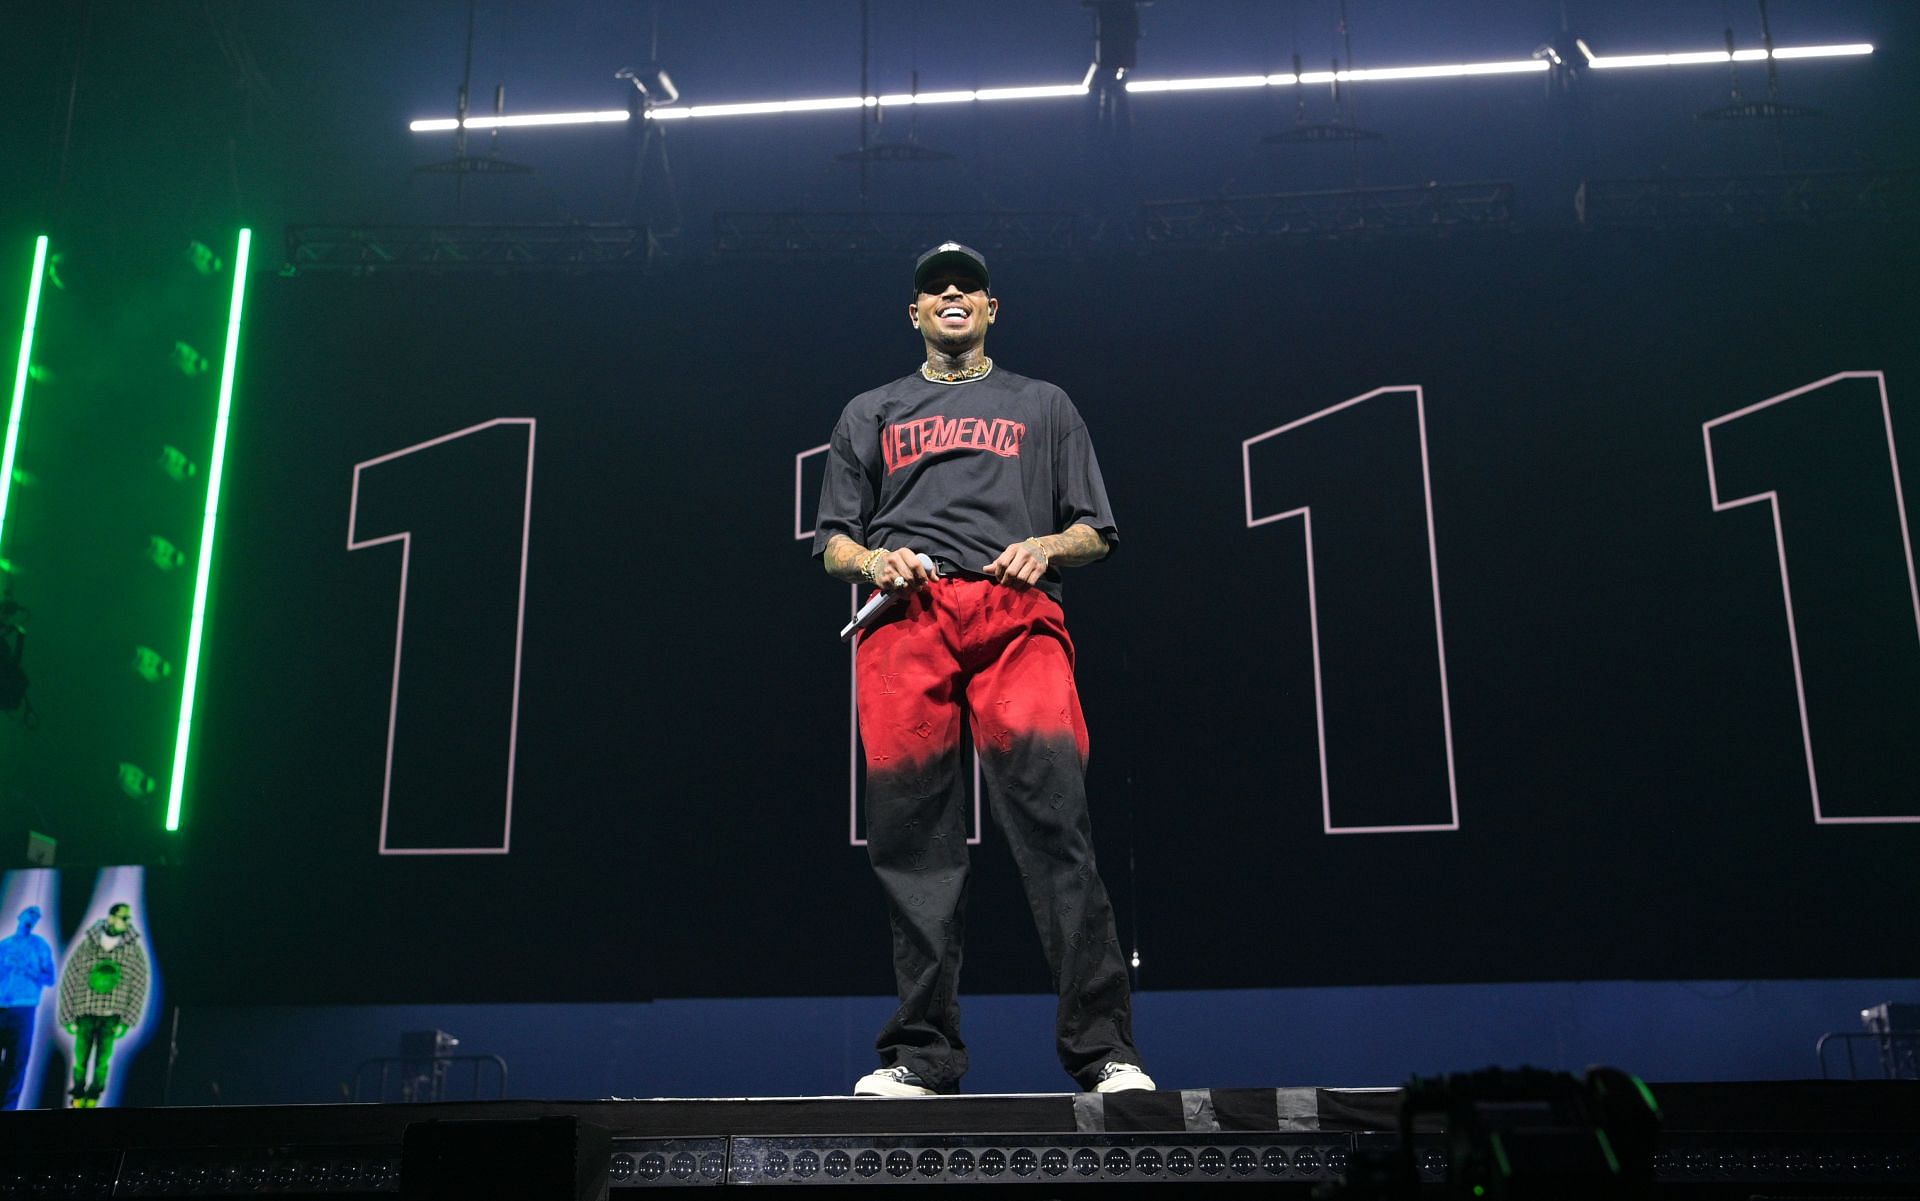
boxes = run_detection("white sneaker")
[854,1065,938,1097]
[1093,1062,1156,1093]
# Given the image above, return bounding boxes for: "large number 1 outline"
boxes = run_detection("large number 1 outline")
[1704,370,1920,825]
[795,444,982,847]
[1242,385,1461,834]
[348,418,537,855]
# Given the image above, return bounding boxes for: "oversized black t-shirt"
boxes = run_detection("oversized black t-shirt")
[811,367,1118,601]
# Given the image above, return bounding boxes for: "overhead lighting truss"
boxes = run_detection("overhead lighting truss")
[712,211,1078,258]
[285,224,653,273]
[405,43,1872,133]
[1140,181,1515,244]
[1575,170,1918,230]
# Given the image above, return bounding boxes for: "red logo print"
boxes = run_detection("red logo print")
[883,416,1027,473]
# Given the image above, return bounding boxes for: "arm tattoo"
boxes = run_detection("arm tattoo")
[823,533,877,582]
[1030,522,1109,569]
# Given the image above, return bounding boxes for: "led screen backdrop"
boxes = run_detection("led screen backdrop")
[0,867,163,1111]
[168,225,1920,1004]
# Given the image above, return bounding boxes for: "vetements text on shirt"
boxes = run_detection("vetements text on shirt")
[883,415,1027,474]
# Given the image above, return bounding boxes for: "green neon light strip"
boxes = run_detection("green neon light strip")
[166,228,252,833]
[0,236,50,557]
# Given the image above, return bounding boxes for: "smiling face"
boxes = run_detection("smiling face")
[909,271,997,356]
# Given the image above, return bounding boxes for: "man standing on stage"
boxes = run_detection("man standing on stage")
[58,902,149,1107]
[813,243,1152,1097]
[0,905,55,1109]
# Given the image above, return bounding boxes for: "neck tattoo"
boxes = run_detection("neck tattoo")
[920,357,994,384]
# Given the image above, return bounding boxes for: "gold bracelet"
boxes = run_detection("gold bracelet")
[859,548,887,581]
[1024,538,1050,567]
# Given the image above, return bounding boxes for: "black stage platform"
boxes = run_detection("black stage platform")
[3,1081,1917,1198]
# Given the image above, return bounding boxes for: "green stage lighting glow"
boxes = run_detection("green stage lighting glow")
[165,228,251,833]
[1,236,50,557]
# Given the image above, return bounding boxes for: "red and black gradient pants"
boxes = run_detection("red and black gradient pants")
[856,578,1141,1092]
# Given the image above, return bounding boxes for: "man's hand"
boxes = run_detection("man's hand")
[984,539,1050,588]
[872,547,934,592]
[824,533,930,592]
[64,1022,77,1035]
[112,1023,128,1038]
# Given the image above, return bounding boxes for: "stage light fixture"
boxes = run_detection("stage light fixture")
[117,762,158,800]
[1,236,49,559]
[403,43,1870,132]
[166,227,252,834]
[132,646,173,683]
[171,341,211,377]
[186,241,225,276]
[616,63,678,106]
[158,445,198,482]
[145,535,186,572]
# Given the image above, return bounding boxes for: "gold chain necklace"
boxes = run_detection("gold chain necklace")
[920,357,994,384]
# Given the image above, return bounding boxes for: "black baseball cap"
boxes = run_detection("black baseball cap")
[913,242,990,293]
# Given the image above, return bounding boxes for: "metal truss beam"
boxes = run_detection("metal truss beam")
[285,225,653,273]
[712,211,1079,258]
[1576,171,1917,230]
[1141,182,1515,244]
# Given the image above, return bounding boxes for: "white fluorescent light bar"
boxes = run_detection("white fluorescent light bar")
[467,109,629,128]
[1591,50,1748,68]
[1126,74,1270,94]
[407,110,629,132]
[877,90,978,106]
[1772,42,1874,59]
[1130,60,1547,90]
[1589,43,1872,69]
[972,84,1090,101]
[690,95,870,117]
[1342,60,1549,81]
[404,43,1874,132]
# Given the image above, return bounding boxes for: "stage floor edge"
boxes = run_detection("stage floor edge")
[2,1080,1917,1195]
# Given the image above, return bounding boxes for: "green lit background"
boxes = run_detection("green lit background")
[0,231,250,861]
